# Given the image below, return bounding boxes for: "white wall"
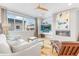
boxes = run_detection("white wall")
[40,17,54,39]
[76,10,79,41]
[38,8,79,41]
[53,9,79,41]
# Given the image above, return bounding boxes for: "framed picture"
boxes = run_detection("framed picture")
[56,11,70,30]
[55,11,71,36]
[41,19,51,33]
[41,24,51,32]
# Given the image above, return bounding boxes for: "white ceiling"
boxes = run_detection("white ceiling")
[0,3,79,18]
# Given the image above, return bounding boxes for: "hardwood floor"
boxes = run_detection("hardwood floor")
[39,38,58,56]
[40,38,79,56]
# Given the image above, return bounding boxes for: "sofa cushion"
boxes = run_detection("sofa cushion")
[0,34,12,54]
[8,38,28,53]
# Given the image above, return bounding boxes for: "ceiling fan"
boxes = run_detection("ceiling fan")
[36,4,48,11]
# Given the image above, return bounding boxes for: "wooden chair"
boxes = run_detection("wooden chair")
[58,42,79,56]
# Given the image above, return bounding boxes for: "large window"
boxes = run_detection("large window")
[24,18,35,30]
[7,11,36,40]
[7,11,35,31]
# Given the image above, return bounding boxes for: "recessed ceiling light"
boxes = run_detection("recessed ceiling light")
[68,3,72,6]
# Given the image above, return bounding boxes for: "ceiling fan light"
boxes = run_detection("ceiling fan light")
[36,4,48,11]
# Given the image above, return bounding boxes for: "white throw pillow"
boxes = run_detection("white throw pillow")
[8,38,28,53]
[0,34,12,54]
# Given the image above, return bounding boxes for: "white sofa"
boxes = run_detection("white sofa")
[0,34,43,56]
[0,41,42,56]
[13,42,42,56]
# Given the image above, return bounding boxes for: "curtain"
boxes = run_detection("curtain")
[0,8,8,35]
